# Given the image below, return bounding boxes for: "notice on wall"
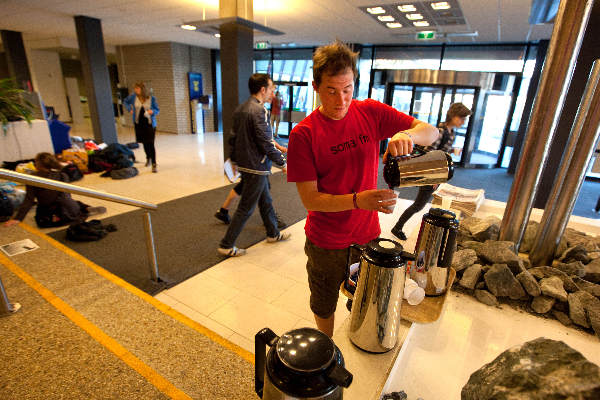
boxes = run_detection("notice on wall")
[1,239,39,257]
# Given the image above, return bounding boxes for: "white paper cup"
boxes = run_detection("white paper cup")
[404,281,425,305]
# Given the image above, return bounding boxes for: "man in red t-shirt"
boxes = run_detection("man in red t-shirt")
[287,41,438,337]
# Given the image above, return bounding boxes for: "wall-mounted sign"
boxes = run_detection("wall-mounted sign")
[255,41,270,50]
[416,31,436,40]
[188,72,203,100]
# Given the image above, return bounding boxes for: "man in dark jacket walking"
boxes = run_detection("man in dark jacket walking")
[218,74,290,257]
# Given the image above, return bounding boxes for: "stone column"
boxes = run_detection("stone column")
[219,0,254,158]
[74,15,118,144]
[0,30,33,90]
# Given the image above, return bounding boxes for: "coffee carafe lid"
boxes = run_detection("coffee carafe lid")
[276,328,335,373]
[364,238,409,268]
[424,208,458,227]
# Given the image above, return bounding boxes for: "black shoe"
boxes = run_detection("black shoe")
[276,213,287,229]
[145,159,151,167]
[391,225,407,241]
[215,209,231,224]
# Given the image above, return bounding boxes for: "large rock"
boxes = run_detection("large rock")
[569,291,590,328]
[476,241,523,274]
[585,259,600,283]
[540,276,568,302]
[475,289,499,306]
[461,337,600,400]
[460,240,482,252]
[484,264,526,300]
[554,261,586,278]
[573,277,600,298]
[520,221,539,253]
[559,244,591,265]
[554,235,569,259]
[569,291,600,338]
[460,264,483,290]
[531,296,555,314]
[516,270,541,297]
[552,310,572,326]
[452,249,478,273]
[528,266,580,292]
[463,216,501,242]
[564,228,599,253]
[457,224,475,245]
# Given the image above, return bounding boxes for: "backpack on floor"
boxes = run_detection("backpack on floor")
[66,221,109,241]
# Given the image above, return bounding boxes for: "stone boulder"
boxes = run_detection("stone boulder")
[451,249,478,273]
[516,270,541,297]
[461,337,600,400]
[475,289,499,306]
[460,264,482,290]
[484,264,526,300]
[565,228,599,252]
[540,276,568,302]
[552,310,572,326]
[519,221,539,253]
[528,266,579,292]
[573,277,600,298]
[463,216,501,242]
[460,240,482,252]
[554,261,586,278]
[531,296,555,314]
[476,241,523,275]
[568,291,600,338]
[554,235,569,259]
[457,224,475,245]
[585,259,600,283]
[559,244,591,265]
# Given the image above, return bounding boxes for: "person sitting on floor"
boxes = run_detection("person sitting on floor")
[4,153,106,228]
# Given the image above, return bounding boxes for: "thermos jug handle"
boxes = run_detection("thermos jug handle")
[255,328,279,398]
[345,244,364,300]
[326,363,354,388]
[412,144,428,155]
[401,251,416,261]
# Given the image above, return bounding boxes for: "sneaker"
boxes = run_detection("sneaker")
[214,209,231,224]
[276,213,287,229]
[145,159,151,167]
[86,206,107,217]
[391,226,407,241]
[266,232,291,243]
[152,164,158,173]
[217,246,246,257]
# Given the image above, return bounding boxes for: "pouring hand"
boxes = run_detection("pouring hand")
[356,189,396,214]
[384,132,413,163]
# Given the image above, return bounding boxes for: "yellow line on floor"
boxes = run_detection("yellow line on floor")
[0,252,192,400]
[19,222,255,364]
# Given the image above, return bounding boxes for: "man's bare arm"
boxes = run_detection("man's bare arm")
[296,181,396,213]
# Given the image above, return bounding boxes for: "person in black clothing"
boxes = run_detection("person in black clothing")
[4,153,105,228]
[391,103,472,240]
[217,74,290,257]
[123,82,160,173]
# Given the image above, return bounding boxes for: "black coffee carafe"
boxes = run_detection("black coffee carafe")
[255,327,353,400]
[383,145,454,188]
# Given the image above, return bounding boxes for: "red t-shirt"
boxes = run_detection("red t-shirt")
[287,99,414,249]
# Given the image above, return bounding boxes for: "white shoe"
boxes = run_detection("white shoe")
[266,232,291,243]
[217,246,247,257]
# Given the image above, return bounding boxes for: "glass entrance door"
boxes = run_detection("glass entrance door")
[271,81,311,138]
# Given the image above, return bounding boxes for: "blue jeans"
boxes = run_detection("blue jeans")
[219,172,279,249]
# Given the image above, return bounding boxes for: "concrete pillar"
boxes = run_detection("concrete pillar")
[74,15,118,144]
[219,0,254,158]
[0,30,33,90]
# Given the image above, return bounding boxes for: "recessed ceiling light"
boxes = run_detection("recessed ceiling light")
[386,22,403,28]
[377,15,395,22]
[214,33,221,38]
[180,24,197,31]
[366,6,386,14]
[406,13,423,20]
[398,5,417,12]
[431,2,451,10]
[413,21,430,27]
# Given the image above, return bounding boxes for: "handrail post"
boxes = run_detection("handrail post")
[143,211,160,282]
[0,275,21,317]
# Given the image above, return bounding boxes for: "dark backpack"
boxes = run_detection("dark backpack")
[62,164,83,182]
[66,220,111,241]
[0,193,14,222]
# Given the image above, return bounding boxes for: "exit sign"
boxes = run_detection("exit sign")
[255,41,269,49]
[416,31,436,40]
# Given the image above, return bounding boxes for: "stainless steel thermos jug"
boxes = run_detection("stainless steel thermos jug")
[345,238,415,353]
[383,145,454,188]
[411,208,459,296]
[255,327,353,400]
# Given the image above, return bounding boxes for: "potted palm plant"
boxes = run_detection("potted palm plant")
[0,78,33,134]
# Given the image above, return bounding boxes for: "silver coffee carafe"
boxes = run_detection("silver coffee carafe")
[345,238,414,353]
[383,145,454,188]
[411,208,459,296]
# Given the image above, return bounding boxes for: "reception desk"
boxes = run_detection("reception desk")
[0,120,54,163]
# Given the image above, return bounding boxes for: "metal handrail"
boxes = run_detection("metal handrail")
[0,168,161,283]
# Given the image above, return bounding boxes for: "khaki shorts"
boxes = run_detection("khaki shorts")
[304,238,358,319]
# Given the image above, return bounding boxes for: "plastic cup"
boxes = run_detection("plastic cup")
[404,278,425,305]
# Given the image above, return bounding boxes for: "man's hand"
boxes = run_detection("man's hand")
[147,109,154,115]
[384,131,413,163]
[356,189,396,214]
[282,165,287,174]
[4,219,20,227]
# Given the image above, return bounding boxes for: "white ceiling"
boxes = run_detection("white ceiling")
[0,0,554,52]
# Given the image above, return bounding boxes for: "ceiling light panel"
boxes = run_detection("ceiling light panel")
[366,6,386,14]
[406,13,423,20]
[377,15,395,22]
[398,4,417,12]
[413,21,430,27]
[180,24,197,30]
[431,2,451,10]
[386,22,403,28]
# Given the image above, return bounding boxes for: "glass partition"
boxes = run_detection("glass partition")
[373,46,442,70]
[441,45,527,72]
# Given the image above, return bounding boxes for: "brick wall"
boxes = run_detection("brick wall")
[117,42,214,134]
